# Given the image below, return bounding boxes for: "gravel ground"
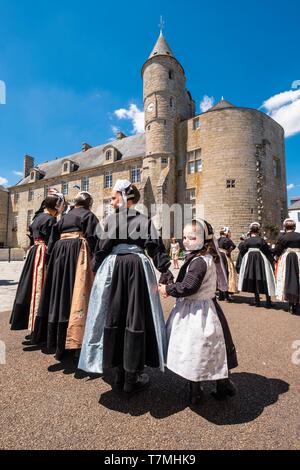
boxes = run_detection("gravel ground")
[0,262,300,450]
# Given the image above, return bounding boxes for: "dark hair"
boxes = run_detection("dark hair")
[33,195,61,220]
[198,240,220,264]
[285,220,296,231]
[74,192,93,209]
[250,225,260,235]
[126,184,140,204]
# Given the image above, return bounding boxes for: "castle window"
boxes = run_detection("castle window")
[81,176,89,192]
[61,181,68,195]
[226,179,236,188]
[103,199,112,218]
[161,157,168,165]
[187,149,202,174]
[13,214,18,231]
[131,166,141,183]
[63,162,68,172]
[193,118,200,130]
[27,210,33,229]
[169,70,173,79]
[170,97,174,108]
[104,171,113,188]
[298,213,300,223]
[106,150,112,161]
[273,158,281,178]
[28,189,34,201]
[30,171,35,181]
[14,193,19,204]
[186,188,196,203]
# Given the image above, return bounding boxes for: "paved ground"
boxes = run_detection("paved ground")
[0,261,300,450]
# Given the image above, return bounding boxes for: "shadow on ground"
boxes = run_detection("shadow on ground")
[98,369,289,424]
[0,280,19,286]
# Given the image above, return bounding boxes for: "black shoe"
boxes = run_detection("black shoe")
[211,378,237,400]
[291,304,299,315]
[188,381,204,405]
[265,300,273,309]
[123,372,150,395]
[114,367,125,390]
[218,292,225,301]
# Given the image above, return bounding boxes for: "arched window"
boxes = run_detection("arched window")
[106,150,112,161]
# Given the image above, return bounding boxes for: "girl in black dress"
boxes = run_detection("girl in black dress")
[10,193,64,335]
[32,192,99,359]
[238,222,275,307]
[218,227,238,301]
[274,218,300,314]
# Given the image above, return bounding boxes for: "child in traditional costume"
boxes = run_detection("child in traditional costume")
[159,219,238,405]
[32,191,99,359]
[274,218,300,315]
[78,179,173,395]
[10,192,64,336]
[217,227,238,301]
[238,222,275,307]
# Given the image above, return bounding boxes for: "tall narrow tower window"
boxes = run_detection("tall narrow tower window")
[170,97,174,108]
[193,118,200,130]
[169,70,173,79]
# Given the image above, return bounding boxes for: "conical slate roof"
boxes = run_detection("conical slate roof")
[149,31,175,59]
[209,98,235,111]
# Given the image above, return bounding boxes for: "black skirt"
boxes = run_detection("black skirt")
[241,251,269,294]
[284,252,300,303]
[213,299,238,370]
[32,238,81,357]
[103,253,159,373]
[10,246,37,330]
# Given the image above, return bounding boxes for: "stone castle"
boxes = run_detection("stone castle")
[0,31,287,250]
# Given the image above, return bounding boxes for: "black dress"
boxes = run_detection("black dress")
[218,237,236,276]
[10,212,56,330]
[236,241,245,274]
[239,236,274,294]
[32,207,99,357]
[94,208,171,373]
[274,231,300,303]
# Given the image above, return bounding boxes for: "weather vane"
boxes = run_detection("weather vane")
[159,16,165,34]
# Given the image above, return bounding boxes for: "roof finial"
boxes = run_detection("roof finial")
[159,15,165,34]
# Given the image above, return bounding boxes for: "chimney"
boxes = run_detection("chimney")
[117,131,127,140]
[24,154,34,178]
[82,142,92,152]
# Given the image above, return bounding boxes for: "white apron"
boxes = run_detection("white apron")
[166,254,228,382]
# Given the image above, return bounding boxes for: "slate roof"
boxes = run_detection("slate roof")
[149,32,175,59]
[16,133,146,187]
[289,198,300,211]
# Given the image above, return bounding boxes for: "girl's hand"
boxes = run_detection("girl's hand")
[158,284,168,298]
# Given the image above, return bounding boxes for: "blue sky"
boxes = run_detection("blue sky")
[0,0,299,200]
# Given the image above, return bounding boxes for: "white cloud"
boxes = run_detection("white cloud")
[287,183,295,190]
[0,177,8,186]
[114,104,144,134]
[200,95,214,113]
[261,88,300,137]
[13,170,23,177]
[111,125,119,135]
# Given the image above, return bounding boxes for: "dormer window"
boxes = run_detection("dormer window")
[103,146,121,163]
[29,168,45,182]
[62,160,78,175]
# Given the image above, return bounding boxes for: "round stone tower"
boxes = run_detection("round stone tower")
[141,31,195,216]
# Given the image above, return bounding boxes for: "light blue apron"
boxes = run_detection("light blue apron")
[78,244,167,374]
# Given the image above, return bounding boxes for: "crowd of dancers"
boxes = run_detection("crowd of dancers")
[216,222,300,314]
[9,178,299,405]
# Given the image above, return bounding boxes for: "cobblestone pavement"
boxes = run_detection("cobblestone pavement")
[0,261,300,450]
